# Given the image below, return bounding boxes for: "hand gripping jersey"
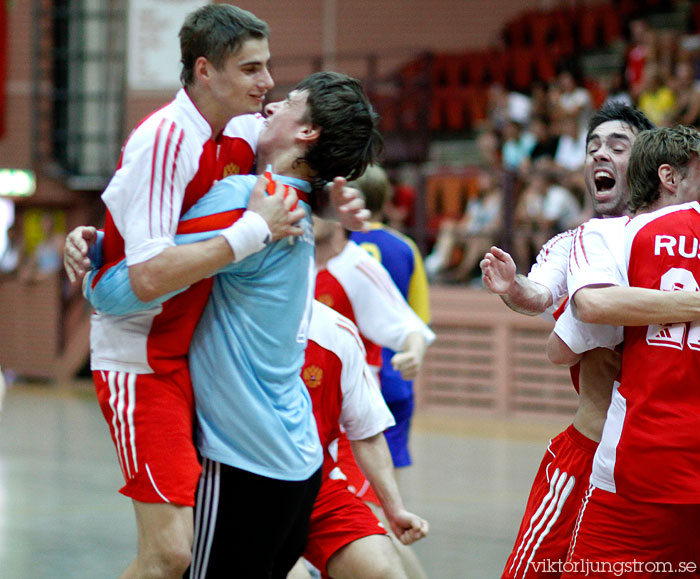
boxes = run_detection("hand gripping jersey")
[90,90,261,375]
[85,173,322,481]
[350,223,430,403]
[302,301,395,477]
[584,202,700,503]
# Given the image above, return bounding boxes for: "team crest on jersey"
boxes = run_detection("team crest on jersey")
[317,294,334,308]
[303,365,323,388]
[223,163,241,178]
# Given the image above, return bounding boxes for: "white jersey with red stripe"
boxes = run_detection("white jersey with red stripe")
[527,229,577,319]
[314,241,435,371]
[303,301,395,478]
[587,202,700,502]
[90,89,262,374]
[554,217,629,355]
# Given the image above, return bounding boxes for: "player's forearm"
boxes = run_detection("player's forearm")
[350,434,405,517]
[129,236,234,302]
[500,275,553,316]
[575,286,700,325]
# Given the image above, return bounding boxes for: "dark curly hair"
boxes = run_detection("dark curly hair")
[294,72,383,193]
[179,4,269,88]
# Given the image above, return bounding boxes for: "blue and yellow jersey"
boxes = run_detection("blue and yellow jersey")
[350,222,431,402]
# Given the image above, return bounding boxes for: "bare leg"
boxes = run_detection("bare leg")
[120,500,193,579]
[326,534,408,579]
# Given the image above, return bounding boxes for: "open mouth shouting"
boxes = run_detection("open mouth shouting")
[594,169,616,196]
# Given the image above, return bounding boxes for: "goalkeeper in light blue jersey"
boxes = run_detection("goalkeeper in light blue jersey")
[81,71,383,577]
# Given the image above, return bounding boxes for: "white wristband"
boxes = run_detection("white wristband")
[219,211,271,263]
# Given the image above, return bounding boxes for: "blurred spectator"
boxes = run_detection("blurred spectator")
[527,115,559,165]
[655,30,679,85]
[670,60,700,127]
[501,120,535,172]
[19,211,64,283]
[513,165,583,271]
[553,114,587,173]
[0,224,21,275]
[551,69,593,132]
[476,128,502,170]
[602,69,633,107]
[486,83,532,130]
[384,165,418,232]
[637,61,676,126]
[425,168,503,282]
[626,16,655,99]
[529,80,550,120]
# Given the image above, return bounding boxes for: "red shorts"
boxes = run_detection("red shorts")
[503,424,598,579]
[562,485,700,578]
[303,477,387,576]
[93,367,201,506]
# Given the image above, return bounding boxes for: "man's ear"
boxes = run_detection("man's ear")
[658,163,677,194]
[298,124,321,145]
[193,56,212,85]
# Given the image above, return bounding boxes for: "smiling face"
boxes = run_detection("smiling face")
[256,89,311,162]
[584,120,639,217]
[206,37,274,119]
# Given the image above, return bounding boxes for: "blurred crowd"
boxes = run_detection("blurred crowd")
[0,200,65,285]
[424,15,700,283]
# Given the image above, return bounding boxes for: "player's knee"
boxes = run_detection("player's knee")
[327,536,407,579]
[140,542,192,578]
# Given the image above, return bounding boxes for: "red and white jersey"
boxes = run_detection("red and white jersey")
[314,241,435,370]
[554,304,622,355]
[90,89,262,374]
[554,217,630,355]
[527,229,577,318]
[590,201,700,503]
[302,301,395,478]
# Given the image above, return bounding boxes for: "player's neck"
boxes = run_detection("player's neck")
[314,231,347,268]
[259,149,312,181]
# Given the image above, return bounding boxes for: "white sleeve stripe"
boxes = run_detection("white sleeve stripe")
[335,319,366,353]
[355,261,401,302]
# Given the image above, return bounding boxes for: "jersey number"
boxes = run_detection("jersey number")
[646,267,700,351]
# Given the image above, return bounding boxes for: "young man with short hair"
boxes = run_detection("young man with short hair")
[83,71,383,578]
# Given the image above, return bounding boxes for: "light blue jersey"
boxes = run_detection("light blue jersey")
[84,173,322,481]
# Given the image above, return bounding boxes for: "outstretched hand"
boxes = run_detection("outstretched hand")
[329,177,370,232]
[480,246,517,295]
[248,174,307,242]
[64,226,98,283]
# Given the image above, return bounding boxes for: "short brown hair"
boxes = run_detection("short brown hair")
[627,125,700,213]
[179,4,269,87]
